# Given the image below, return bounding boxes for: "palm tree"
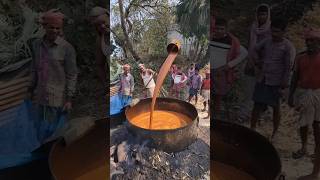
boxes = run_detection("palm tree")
[176,0,209,39]
[176,0,209,63]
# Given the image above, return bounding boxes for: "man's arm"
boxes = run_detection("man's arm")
[227,45,248,68]
[180,74,188,84]
[95,38,107,87]
[289,70,298,95]
[27,38,38,96]
[148,68,156,75]
[130,75,134,95]
[200,77,204,91]
[288,57,299,107]
[198,75,202,90]
[64,44,78,102]
[282,43,296,88]
[118,74,122,92]
[252,39,267,68]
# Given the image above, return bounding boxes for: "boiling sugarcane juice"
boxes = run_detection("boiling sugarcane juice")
[212,161,256,180]
[130,110,192,130]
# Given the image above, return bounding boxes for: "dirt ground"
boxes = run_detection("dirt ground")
[237,103,315,179]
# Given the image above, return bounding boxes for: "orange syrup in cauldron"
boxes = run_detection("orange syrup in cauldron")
[130,110,191,130]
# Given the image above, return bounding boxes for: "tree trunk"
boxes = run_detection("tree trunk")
[191,40,199,61]
[118,0,141,62]
[194,44,204,62]
[122,46,128,58]
[197,46,209,68]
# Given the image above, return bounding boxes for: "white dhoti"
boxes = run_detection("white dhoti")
[294,88,320,127]
[202,89,210,101]
[146,86,155,98]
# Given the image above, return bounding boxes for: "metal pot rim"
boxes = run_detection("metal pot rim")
[213,120,282,179]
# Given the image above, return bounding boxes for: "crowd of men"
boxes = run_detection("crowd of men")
[117,62,210,119]
[212,3,320,180]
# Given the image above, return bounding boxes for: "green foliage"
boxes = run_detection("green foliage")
[176,0,209,39]
[111,0,173,58]
[139,15,170,55]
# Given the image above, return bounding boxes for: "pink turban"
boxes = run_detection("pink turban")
[41,9,64,27]
[303,27,320,40]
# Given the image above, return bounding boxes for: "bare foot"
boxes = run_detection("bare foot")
[298,174,320,180]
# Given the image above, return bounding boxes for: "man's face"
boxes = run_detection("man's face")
[45,24,62,41]
[257,12,268,25]
[213,25,227,39]
[95,17,109,34]
[306,38,320,53]
[271,27,285,41]
[140,66,145,72]
[124,68,129,74]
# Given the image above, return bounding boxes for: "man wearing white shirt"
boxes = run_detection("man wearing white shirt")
[138,64,156,98]
[171,67,188,100]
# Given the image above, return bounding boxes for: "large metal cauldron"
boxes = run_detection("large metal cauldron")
[125,98,198,152]
[212,120,284,180]
[49,120,107,180]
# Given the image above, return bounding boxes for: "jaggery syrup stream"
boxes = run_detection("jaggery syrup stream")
[149,50,178,129]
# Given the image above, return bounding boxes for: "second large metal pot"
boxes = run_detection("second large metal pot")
[212,120,283,180]
[125,98,198,153]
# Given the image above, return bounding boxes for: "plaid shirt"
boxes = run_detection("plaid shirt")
[254,37,295,86]
[119,73,134,96]
[30,36,77,107]
[190,74,202,89]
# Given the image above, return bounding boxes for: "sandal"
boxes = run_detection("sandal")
[292,149,306,159]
